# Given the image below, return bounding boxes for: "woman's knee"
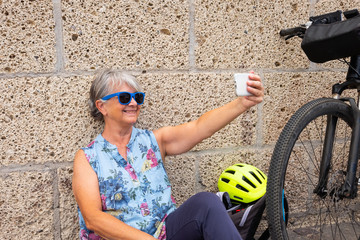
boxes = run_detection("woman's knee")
[190,192,225,210]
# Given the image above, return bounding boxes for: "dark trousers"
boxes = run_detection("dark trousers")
[165,192,242,240]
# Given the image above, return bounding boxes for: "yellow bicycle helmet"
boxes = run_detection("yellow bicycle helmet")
[218,163,267,204]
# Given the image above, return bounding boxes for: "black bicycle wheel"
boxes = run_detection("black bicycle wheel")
[267,98,360,240]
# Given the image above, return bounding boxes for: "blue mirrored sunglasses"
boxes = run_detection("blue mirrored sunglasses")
[101,92,145,105]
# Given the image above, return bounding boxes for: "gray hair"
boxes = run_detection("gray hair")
[89,68,143,121]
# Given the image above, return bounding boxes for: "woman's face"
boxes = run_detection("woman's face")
[102,83,142,127]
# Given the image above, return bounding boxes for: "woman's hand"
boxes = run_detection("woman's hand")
[240,72,264,110]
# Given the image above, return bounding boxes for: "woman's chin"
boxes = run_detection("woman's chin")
[123,115,139,125]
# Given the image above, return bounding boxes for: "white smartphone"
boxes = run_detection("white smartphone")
[234,73,252,96]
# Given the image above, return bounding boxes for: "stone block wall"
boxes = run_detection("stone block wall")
[1,0,358,239]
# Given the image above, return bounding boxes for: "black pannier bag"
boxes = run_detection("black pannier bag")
[226,193,289,240]
[228,195,266,240]
[301,13,360,63]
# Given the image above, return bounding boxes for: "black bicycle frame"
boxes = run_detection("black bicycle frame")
[314,55,360,199]
[313,114,338,198]
[342,98,360,198]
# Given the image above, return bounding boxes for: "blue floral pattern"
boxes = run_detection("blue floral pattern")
[77,127,176,240]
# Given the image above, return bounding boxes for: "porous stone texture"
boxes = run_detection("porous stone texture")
[314,0,359,15]
[136,72,259,150]
[194,0,259,69]
[255,0,310,69]
[164,155,197,205]
[263,71,350,144]
[0,75,101,166]
[195,0,310,69]
[0,0,55,73]
[62,0,189,71]
[58,167,79,240]
[0,171,54,239]
[1,0,358,238]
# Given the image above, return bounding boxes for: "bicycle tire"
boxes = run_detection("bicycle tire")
[266,98,360,240]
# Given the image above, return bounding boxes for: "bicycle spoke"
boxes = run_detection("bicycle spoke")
[304,117,323,172]
[287,160,318,183]
[297,135,320,176]
[348,211,360,240]
[290,142,318,183]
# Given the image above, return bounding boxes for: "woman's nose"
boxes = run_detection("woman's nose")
[128,96,137,105]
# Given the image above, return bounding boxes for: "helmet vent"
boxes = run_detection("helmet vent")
[256,169,266,180]
[221,178,230,183]
[236,184,249,192]
[233,195,243,200]
[250,171,262,184]
[225,170,235,175]
[242,176,256,188]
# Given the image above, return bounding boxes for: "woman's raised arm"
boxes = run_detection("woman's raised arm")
[154,73,263,159]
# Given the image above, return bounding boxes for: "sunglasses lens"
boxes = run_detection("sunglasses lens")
[135,93,144,104]
[119,93,131,104]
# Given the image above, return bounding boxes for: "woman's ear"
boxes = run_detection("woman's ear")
[95,100,107,116]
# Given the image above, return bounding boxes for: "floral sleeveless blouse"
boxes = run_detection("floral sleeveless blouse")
[77,127,177,240]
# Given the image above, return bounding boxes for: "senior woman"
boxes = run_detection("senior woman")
[72,69,264,240]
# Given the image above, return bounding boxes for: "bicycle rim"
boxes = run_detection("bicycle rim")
[267,98,360,240]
